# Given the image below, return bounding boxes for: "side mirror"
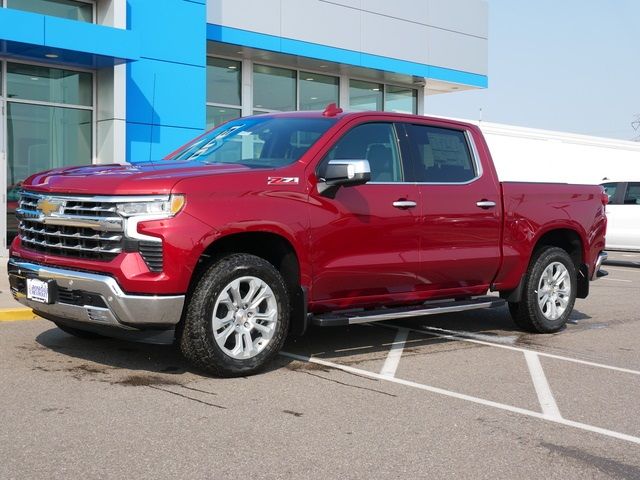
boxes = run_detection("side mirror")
[318,159,371,198]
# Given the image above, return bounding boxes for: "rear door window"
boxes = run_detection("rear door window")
[404,124,477,183]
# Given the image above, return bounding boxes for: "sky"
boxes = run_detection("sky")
[425,0,640,141]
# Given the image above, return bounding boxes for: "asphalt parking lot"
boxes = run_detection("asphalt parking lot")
[1,259,639,479]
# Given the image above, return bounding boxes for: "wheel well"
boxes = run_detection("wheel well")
[502,228,588,303]
[534,229,583,266]
[188,232,308,335]
[534,228,589,299]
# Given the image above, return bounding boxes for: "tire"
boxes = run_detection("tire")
[55,323,106,339]
[508,246,576,333]
[179,254,290,377]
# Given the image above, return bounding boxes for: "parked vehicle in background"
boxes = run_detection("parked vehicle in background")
[601,181,640,251]
[8,107,608,377]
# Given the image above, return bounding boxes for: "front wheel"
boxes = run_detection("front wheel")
[179,254,290,377]
[508,246,577,333]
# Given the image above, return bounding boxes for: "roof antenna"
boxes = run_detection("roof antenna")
[323,103,343,117]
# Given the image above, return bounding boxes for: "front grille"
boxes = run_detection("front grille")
[139,241,163,272]
[17,191,125,261]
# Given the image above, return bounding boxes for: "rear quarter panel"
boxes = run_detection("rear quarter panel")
[493,182,607,290]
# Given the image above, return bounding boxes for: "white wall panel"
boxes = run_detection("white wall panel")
[208,0,282,37]
[207,0,488,77]
[427,0,488,38]
[427,28,488,74]
[361,11,429,65]
[280,0,362,52]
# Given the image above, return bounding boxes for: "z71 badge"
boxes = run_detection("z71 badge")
[267,177,299,185]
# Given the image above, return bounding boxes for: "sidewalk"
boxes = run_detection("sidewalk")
[0,260,37,320]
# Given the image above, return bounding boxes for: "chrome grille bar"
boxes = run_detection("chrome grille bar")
[17,191,129,260]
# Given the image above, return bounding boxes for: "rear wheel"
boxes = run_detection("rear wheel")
[508,246,576,333]
[179,254,290,377]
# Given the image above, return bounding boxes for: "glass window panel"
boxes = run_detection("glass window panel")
[207,57,241,106]
[624,183,640,205]
[324,123,403,182]
[299,72,339,111]
[6,102,92,245]
[406,124,475,183]
[601,182,618,204]
[7,63,92,106]
[349,80,383,112]
[7,0,93,22]
[170,117,335,168]
[385,86,417,114]
[206,106,241,130]
[253,64,296,111]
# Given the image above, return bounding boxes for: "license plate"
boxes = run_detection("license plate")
[26,278,50,304]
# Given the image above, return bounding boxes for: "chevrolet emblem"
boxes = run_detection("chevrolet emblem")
[36,198,63,216]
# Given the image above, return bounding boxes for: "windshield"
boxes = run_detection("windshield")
[168,117,336,168]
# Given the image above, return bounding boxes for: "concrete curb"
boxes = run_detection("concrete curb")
[0,308,38,322]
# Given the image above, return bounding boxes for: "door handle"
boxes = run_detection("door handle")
[393,200,417,209]
[476,200,496,209]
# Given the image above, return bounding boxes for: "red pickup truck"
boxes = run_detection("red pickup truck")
[9,107,608,376]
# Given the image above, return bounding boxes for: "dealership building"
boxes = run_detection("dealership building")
[0,0,488,246]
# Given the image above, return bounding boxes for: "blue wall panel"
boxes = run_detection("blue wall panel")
[44,16,139,60]
[126,59,205,130]
[0,9,44,45]
[127,123,202,162]
[0,8,138,66]
[126,0,206,162]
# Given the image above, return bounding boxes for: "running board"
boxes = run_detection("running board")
[310,296,506,327]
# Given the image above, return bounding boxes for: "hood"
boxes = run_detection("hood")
[22,161,255,195]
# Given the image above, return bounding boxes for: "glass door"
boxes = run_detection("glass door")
[0,98,7,252]
[4,62,94,248]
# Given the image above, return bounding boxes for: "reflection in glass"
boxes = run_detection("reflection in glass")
[206,106,241,130]
[253,65,296,111]
[207,57,241,106]
[7,0,93,22]
[7,63,92,106]
[6,103,92,245]
[299,72,339,110]
[385,86,417,114]
[349,80,383,111]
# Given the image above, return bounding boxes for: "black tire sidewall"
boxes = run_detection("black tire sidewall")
[526,248,576,332]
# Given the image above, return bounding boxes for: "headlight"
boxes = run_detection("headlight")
[116,194,185,218]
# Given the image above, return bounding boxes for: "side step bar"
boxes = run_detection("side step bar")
[310,296,506,327]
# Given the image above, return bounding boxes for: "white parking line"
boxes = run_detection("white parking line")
[379,327,409,378]
[603,278,633,283]
[280,351,640,445]
[524,351,562,419]
[381,323,640,377]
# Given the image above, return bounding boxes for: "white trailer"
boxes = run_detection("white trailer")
[464,121,640,185]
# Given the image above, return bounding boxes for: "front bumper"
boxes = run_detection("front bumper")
[591,251,608,281]
[8,258,184,330]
